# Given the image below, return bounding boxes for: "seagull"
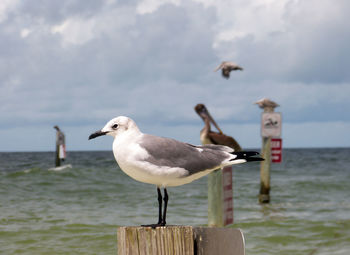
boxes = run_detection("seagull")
[194,104,242,151]
[214,61,243,79]
[89,116,263,227]
[255,98,279,109]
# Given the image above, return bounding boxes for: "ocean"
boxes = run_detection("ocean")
[1,148,350,254]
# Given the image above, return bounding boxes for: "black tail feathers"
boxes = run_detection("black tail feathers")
[230,151,264,162]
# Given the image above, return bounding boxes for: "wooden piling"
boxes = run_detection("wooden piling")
[259,136,271,203]
[259,106,274,203]
[256,98,281,203]
[207,170,223,227]
[55,144,60,167]
[117,226,245,255]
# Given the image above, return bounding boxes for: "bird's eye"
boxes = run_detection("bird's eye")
[112,124,118,129]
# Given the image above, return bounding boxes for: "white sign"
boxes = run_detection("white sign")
[261,112,282,137]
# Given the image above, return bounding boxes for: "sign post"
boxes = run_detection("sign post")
[208,169,224,226]
[208,166,234,227]
[256,99,282,203]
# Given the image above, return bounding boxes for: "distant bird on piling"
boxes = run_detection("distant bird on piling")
[214,61,243,79]
[255,98,279,110]
[89,116,262,227]
[195,104,242,151]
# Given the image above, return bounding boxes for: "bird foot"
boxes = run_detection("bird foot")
[141,222,166,229]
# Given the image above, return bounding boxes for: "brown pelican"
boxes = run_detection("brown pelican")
[255,98,279,110]
[214,61,243,79]
[195,104,242,151]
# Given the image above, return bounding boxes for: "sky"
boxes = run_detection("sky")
[1,0,350,151]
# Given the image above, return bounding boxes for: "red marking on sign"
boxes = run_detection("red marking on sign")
[223,166,233,225]
[271,138,282,163]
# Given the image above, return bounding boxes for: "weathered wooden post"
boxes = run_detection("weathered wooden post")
[54,125,66,167]
[117,226,245,255]
[255,98,281,203]
[259,135,271,203]
[207,169,223,226]
[207,166,234,227]
[55,143,61,167]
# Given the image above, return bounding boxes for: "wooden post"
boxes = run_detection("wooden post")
[194,227,244,255]
[55,144,60,167]
[259,136,271,203]
[54,125,65,167]
[208,167,234,226]
[117,226,245,255]
[259,106,274,203]
[256,98,281,203]
[207,170,223,227]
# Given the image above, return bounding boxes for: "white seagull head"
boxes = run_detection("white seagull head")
[89,116,140,140]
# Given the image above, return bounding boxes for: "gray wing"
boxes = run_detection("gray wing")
[197,143,234,153]
[139,134,230,176]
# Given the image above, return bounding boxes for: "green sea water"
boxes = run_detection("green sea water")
[1,148,350,254]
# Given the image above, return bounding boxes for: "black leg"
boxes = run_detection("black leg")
[157,187,162,224]
[161,188,169,226]
[141,187,164,228]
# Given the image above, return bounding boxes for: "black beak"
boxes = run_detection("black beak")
[88,130,108,140]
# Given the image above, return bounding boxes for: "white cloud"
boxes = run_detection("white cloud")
[51,17,97,46]
[50,5,137,47]
[0,0,20,23]
[215,0,288,42]
[20,28,31,38]
[136,0,181,14]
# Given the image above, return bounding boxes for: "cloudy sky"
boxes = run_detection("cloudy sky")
[1,0,349,151]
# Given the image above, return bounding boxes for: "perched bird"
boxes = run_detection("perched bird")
[254,98,279,110]
[195,104,242,151]
[214,61,243,79]
[89,116,263,227]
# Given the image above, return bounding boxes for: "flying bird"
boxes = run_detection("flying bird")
[214,61,243,79]
[255,98,279,109]
[89,116,263,227]
[194,104,242,152]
